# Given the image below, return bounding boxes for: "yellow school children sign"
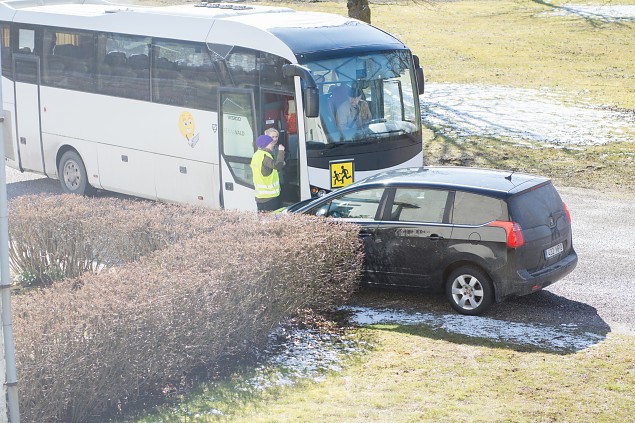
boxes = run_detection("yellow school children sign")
[330,160,354,189]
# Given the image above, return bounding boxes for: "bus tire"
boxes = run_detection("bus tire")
[58,150,93,195]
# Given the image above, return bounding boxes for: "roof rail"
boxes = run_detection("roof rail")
[195,2,254,10]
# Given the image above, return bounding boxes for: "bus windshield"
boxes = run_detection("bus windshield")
[303,50,420,147]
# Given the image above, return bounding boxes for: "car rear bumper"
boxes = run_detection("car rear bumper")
[494,249,578,302]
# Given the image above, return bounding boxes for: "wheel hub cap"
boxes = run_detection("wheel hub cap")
[452,275,483,310]
[65,163,79,188]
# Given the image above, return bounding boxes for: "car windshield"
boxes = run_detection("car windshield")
[302,50,420,148]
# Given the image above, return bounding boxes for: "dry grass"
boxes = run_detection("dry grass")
[261,0,635,110]
[423,135,635,194]
[140,327,635,422]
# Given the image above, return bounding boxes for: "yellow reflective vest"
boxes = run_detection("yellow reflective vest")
[250,149,280,199]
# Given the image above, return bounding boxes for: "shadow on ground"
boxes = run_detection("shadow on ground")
[6,175,139,202]
[6,177,61,199]
[346,286,610,354]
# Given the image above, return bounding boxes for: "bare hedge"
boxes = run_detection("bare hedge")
[10,195,363,422]
[8,194,243,285]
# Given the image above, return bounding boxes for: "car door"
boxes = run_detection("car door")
[304,187,387,278]
[371,187,453,288]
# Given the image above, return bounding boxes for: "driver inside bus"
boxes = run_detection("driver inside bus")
[335,86,372,134]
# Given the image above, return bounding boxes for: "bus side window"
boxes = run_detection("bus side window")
[42,29,96,92]
[1,24,11,78]
[14,27,39,84]
[259,52,294,92]
[226,49,257,88]
[96,33,150,101]
[152,40,219,111]
[152,55,186,106]
[18,28,35,54]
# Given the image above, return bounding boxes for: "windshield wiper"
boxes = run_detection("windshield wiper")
[323,142,350,151]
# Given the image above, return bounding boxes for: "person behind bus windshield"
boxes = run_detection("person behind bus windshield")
[251,129,285,212]
[336,86,371,132]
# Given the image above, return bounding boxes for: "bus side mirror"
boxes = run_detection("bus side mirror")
[283,63,320,118]
[304,87,319,118]
[416,68,425,96]
[413,55,425,95]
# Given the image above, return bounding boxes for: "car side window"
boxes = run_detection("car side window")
[452,191,505,225]
[309,188,385,219]
[390,188,449,223]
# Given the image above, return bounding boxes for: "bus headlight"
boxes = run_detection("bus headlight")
[310,186,329,198]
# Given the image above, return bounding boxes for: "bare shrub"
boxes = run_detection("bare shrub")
[8,195,242,286]
[12,204,362,422]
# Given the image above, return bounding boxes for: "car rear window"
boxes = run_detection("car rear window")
[451,191,505,225]
[508,183,563,228]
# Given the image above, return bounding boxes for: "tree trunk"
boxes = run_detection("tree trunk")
[347,0,371,24]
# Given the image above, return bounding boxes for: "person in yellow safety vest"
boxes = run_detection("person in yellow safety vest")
[251,132,286,211]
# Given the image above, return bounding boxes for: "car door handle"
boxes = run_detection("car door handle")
[428,234,444,240]
[359,230,373,238]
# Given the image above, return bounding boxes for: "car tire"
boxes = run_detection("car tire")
[445,266,494,316]
[58,150,93,195]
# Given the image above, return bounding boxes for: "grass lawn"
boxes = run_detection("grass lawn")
[140,328,635,422]
[272,0,635,111]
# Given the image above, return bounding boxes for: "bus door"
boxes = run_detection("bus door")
[219,89,258,210]
[262,91,300,206]
[13,52,45,174]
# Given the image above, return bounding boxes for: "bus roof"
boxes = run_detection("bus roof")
[0,0,408,62]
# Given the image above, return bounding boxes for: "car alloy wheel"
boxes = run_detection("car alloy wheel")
[446,266,494,316]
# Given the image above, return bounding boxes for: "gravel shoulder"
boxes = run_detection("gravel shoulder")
[546,186,635,334]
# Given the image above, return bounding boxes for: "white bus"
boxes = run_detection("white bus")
[0,0,424,210]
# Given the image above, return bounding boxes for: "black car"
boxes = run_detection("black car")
[289,166,578,315]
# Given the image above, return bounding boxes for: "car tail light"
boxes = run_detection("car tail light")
[488,220,525,248]
[563,201,571,223]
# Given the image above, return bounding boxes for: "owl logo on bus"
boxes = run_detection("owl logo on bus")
[179,111,200,148]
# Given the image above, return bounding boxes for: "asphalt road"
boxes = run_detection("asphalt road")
[492,185,635,336]
[4,167,634,336]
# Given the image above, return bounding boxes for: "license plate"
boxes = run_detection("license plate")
[544,243,564,259]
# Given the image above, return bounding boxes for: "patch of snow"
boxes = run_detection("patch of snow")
[344,306,606,353]
[546,4,635,22]
[422,83,634,146]
[246,305,605,394]
[247,326,363,390]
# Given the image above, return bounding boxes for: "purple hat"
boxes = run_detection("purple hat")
[256,134,273,149]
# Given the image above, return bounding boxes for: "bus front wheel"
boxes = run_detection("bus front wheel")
[58,150,93,195]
